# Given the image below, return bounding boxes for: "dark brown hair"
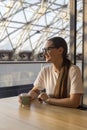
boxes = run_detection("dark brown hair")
[48,37,71,66]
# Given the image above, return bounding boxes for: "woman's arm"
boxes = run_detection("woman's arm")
[46,93,82,108]
[28,88,40,100]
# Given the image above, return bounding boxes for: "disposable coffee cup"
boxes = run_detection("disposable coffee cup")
[20,93,31,106]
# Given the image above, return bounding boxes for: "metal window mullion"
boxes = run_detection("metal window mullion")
[70,0,77,64]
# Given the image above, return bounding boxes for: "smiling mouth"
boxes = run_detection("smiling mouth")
[45,57,51,62]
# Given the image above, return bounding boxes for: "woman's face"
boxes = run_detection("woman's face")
[43,40,64,63]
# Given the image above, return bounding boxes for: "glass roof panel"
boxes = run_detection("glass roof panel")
[0,0,83,60]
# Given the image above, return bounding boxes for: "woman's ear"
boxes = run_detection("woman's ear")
[58,47,64,54]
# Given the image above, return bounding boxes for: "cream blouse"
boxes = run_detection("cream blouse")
[33,64,84,96]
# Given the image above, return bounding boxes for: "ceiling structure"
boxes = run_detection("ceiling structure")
[0,0,83,60]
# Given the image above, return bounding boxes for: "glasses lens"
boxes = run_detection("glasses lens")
[42,48,46,55]
[42,47,56,54]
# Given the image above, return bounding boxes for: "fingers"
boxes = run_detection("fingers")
[38,92,48,103]
[18,92,48,105]
[38,97,43,103]
[18,95,22,105]
[28,90,39,99]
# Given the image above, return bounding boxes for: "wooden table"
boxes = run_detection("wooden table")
[0,96,87,130]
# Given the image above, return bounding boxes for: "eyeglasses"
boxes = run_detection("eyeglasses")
[42,46,57,55]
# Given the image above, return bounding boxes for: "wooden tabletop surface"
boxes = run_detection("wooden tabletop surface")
[0,96,87,130]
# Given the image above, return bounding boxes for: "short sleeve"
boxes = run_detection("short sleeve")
[69,65,84,94]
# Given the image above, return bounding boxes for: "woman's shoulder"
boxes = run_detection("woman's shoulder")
[69,64,81,75]
[70,64,80,70]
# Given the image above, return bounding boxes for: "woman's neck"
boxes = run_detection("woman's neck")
[53,58,63,72]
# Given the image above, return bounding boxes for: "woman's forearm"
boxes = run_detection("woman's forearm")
[46,94,81,108]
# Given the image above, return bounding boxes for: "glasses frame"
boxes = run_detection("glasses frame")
[42,46,57,55]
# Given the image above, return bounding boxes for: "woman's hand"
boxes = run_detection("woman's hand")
[38,92,49,103]
[18,94,22,104]
[28,89,40,100]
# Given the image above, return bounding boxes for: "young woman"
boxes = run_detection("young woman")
[19,37,84,108]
